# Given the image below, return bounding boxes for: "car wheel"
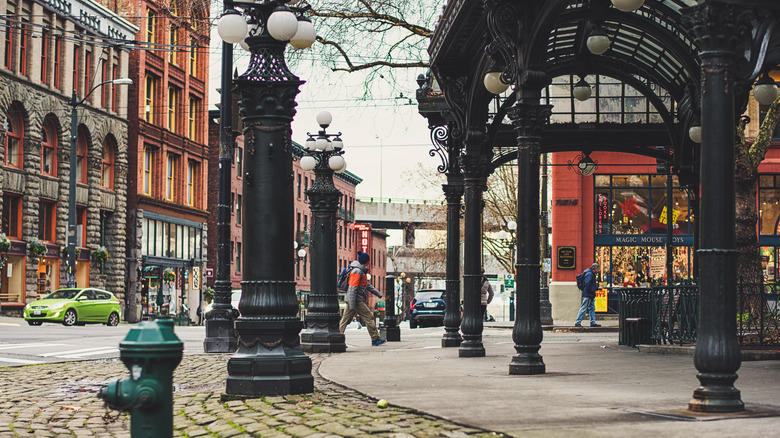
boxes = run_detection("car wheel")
[410,319,417,329]
[62,309,77,326]
[27,320,42,326]
[107,312,120,327]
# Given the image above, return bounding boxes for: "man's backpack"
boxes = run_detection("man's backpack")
[337,267,350,292]
[576,270,586,290]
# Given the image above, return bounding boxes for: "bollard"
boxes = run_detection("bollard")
[99,318,183,438]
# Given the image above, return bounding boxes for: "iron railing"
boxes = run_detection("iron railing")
[617,281,780,347]
[737,281,780,347]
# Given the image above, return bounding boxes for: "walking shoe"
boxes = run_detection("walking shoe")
[574,323,582,327]
[371,338,387,346]
[590,323,602,327]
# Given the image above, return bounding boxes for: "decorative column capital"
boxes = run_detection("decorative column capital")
[306,166,341,213]
[507,103,552,140]
[682,3,752,54]
[460,153,491,188]
[442,181,465,204]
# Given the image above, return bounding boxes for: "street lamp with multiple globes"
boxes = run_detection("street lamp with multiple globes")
[216,0,317,397]
[67,77,132,288]
[496,220,517,321]
[298,110,348,353]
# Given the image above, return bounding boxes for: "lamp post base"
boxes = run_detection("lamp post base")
[204,310,238,353]
[441,331,462,347]
[509,345,546,375]
[226,319,313,396]
[300,325,346,353]
[459,338,485,357]
[381,325,401,342]
[688,373,744,413]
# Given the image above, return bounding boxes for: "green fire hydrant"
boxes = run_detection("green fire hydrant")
[99,318,183,438]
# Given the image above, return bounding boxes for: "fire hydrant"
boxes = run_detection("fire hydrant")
[100,318,183,437]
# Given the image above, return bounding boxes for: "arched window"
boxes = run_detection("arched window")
[101,137,115,189]
[41,118,57,175]
[3,105,24,168]
[76,126,88,183]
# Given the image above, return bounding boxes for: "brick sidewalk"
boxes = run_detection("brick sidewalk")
[0,354,506,437]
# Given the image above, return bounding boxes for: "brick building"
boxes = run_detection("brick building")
[0,0,136,315]
[120,0,211,323]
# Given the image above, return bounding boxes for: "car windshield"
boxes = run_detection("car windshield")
[44,289,81,300]
[415,291,443,301]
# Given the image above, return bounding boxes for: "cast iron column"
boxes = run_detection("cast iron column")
[683,2,746,412]
[442,176,464,347]
[459,150,490,357]
[225,14,313,396]
[205,6,239,351]
[507,97,550,375]
[300,156,346,353]
[383,275,400,341]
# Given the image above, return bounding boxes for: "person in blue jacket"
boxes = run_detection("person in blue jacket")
[575,263,602,327]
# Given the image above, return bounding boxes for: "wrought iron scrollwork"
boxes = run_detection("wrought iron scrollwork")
[429,125,449,174]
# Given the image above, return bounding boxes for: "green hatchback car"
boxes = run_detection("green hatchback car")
[24,288,122,327]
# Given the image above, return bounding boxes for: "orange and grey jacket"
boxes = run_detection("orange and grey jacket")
[345,260,382,308]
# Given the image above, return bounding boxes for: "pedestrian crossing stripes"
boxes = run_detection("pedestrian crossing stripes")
[0,342,119,364]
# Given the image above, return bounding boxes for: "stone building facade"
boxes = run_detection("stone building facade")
[0,0,136,315]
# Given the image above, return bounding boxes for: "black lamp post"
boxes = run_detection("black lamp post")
[67,78,132,288]
[496,221,516,321]
[204,0,239,353]
[299,110,348,353]
[216,0,316,397]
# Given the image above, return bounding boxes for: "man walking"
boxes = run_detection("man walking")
[338,252,386,346]
[575,262,602,327]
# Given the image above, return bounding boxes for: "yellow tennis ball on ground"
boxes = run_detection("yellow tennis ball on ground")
[377,399,388,408]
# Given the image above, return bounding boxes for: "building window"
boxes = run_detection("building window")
[2,194,21,238]
[188,97,199,141]
[166,153,177,201]
[236,242,241,273]
[76,206,86,246]
[101,137,114,189]
[39,26,48,84]
[3,105,23,168]
[4,2,15,70]
[18,12,29,76]
[236,194,242,225]
[72,44,80,96]
[186,160,196,206]
[53,35,62,90]
[168,86,179,133]
[236,147,242,177]
[297,173,301,199]
[41,119,56,176]
[169,25,178,65]
[76,127,87,183]
[38,201,55,242]
[146,8,156,43]
[143,147,153,195]
[145,75,155,123]
[111,57,119,113]
[83,49,92,95]
[101,60,109,107]
[189,37,197,76]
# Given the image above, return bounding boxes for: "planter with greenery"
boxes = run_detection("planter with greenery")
[29,238,47,257]
[91,246,109,264]
[0,233,10,253]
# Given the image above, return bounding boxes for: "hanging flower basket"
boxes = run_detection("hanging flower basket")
[0,234,10,253]
[163,269,176,283]
[62,246,81,260]
[91,246,109,264]
[29,239,47,257]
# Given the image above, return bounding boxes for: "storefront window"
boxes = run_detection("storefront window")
[759,175,780,235]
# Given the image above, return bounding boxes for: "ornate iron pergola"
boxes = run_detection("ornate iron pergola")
[418,0,780,413]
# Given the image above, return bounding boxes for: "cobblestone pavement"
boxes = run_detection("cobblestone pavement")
[0,354,507,437]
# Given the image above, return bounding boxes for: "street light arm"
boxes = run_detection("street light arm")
[69,78,132,107]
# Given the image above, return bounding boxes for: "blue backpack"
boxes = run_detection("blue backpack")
[337,267,350,292]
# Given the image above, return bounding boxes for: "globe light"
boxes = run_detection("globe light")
[329,155,346,171]
[267,9,298,42]
[611,0,645,12]
[218,11,247,44]
[316,110,333,127]
[578,156,597,176]
[297,248,307,258]
[573,77,592,101]
[315,136,330,150]
[497,230,508,240]
[334,161,348,174]
[300,155,317,171]
[754,73,779,106]
[304,136,316,151]
[290,17,316,49]
[587,28,610,55]
[484,71,510,94]
[507,220,517,231]
[332,136,343,151]
[688,126,702,143]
